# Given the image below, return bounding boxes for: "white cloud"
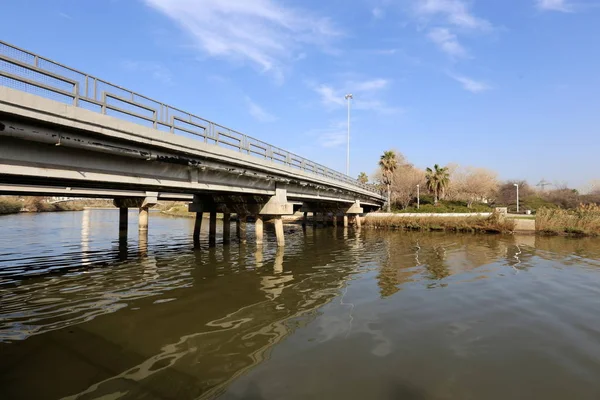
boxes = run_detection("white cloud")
[314,84,346,107]
[372,7,385,18]
[311,78,401,114]
[415,0,492,30]
[122,61,173,84]
[536,0,572,12]
[245,97,277,122]
[373,48,399,55]
[352,78,390,92]
[143,0,340,80]
[427,27,468,58]
[354,100,405,115]
[450,74,491,93]
[307,120,347,148]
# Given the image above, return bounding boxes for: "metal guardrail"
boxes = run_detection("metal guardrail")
[0,41,380,195]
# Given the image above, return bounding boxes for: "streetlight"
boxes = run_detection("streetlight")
[344,93,353,176]
[417,184,420,210]
[514,183,519,214]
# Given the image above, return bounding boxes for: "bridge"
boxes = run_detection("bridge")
[0,41,384,247]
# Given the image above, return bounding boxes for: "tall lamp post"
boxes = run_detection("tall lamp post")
[345,94,353,176]
[514,183,519,214]
[417,184,420,210]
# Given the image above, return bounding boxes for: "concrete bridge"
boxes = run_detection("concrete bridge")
[0,41,384,246]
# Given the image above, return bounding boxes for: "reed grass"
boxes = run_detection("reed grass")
[536,205,600,236]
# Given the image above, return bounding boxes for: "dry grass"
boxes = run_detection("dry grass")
[363,213,515,234]
[22,197,84,212]
[0,197,23,215]
[536,205,600,236]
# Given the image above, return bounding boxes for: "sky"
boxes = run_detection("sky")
[1,0,599,189]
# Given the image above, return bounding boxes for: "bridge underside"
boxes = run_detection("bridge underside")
[0,119,380,214]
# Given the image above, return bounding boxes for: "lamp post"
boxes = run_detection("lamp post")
[344,94,353,176]
[514,183,519,214]
[417,184,420,210]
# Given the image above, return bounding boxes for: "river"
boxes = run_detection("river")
[1,209,600,399]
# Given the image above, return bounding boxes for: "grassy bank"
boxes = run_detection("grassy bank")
[396,201,492,214]
[536,205,600,236]
[159,202,195,218]
[0,197,23,215]
[363,213,515,234]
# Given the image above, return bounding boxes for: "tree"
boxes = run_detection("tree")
[391,165,425,209]
[496,180,533,207]
[451,166,499,208]
[357,172,369,184]
[379,150,398,212]
[425,164,450,204]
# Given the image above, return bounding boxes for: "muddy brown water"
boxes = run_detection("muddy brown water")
[1,210,600,399]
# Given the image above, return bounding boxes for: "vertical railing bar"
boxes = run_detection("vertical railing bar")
[73,83,79,106]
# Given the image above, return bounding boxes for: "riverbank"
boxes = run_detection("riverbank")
[0,197,114,215]
[363,213,515,234]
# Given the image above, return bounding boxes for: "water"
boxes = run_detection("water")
[2,210,600,399]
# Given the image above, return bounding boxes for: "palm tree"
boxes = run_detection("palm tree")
[379,150,398,212]
[358,172,369,184]
[425,164,450,204]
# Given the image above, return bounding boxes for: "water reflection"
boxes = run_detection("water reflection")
[2,211,600,399]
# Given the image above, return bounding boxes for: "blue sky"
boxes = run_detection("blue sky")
[2,0,599,189]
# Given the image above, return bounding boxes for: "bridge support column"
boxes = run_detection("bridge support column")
[223,213,231,244]
[313,212,318,228]
[237,215,247,243]
[138,193,158,232]
[255,215,264,245]
[139,207,149,232]
[302,212,308,228]
[209,211,217,247]
[333,213,338,227]
[193,212,203,244]
[258,188,293,247]
[273,216,285,247]
[345,200,363,230]
[119,207,128,237]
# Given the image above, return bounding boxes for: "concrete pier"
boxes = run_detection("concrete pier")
[119,207,128,237]
[343,215,349,228]
[193,212,202,244]
[274,216,285,247]
[237,215,247,243]
[223,213,231,244]
[209,211,217,247]
[255,215,264,245]
[139,206,149,232]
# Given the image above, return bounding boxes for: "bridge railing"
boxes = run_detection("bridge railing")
[0,41,380,195]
